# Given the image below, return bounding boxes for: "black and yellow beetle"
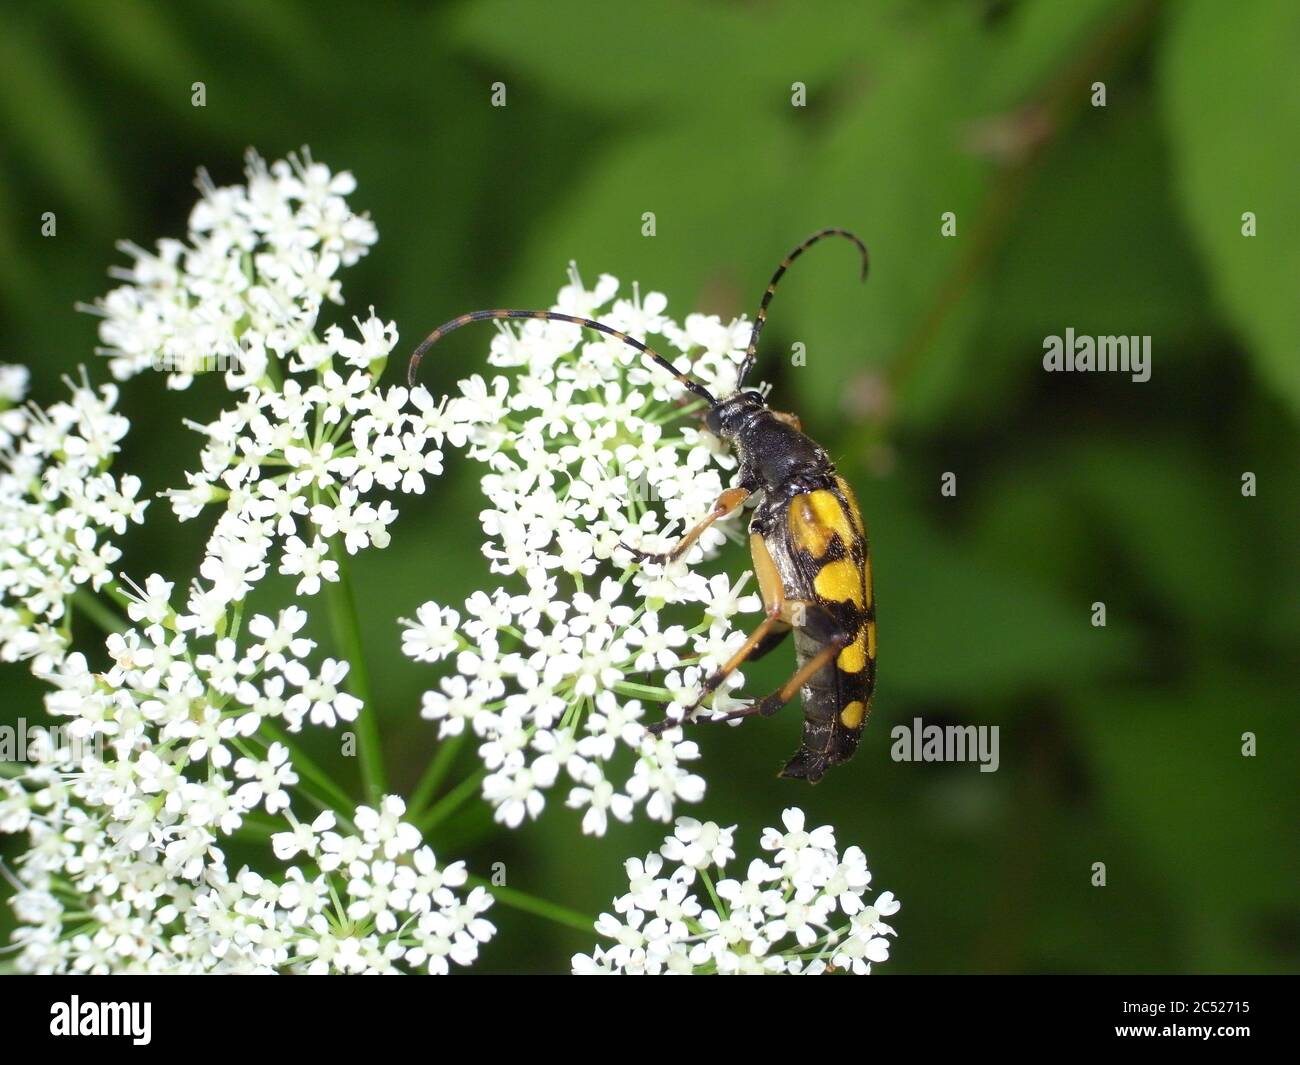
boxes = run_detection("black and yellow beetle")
[408,228,875,783]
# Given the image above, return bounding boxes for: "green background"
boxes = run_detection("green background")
[1,0,1296,974]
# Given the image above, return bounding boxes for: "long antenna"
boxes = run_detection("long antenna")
[737,228,869,387]
[407,309,716,404]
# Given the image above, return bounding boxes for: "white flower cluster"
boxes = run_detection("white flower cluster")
[0,154,492,973]
[164,334,450,626]
[0,372,146,670]
[3,553,493,973]
[86,151,441,624]
[4,757,491,973]
[2,583,492,972]
[574,809,899,974]
[403,270,766,833]
[89,148,377,389]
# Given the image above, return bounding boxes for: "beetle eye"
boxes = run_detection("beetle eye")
[705,408,723,435]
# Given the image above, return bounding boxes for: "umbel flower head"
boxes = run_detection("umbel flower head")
[0,151,488,973]
[89,149,377,389]
[574,808,900,974]
[401,265,774,833]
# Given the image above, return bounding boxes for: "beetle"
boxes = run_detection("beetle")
[407,228,875,782]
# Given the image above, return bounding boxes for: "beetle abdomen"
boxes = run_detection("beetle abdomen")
[776,483,876,781]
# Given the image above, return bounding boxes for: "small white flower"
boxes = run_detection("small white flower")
[283,657,362,728]
[278,536,339,596]
[400,602,461,663]
[660,817,736,876]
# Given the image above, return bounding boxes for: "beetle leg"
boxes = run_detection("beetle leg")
[645,609,787,737]
[747,623,793,663]
[647,597,819,736]
[621,486,749,565]
[732,530,793,662]
[654,601,848,732]
[708,630,850,724]
[693,606,789,702]
[645,533,784,735]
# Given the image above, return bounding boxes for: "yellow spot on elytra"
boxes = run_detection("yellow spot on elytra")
[840,700,865,729]
[809,490,855,542]
[866,619,877,659]
[789,497,832,557]
[838,629,868,673]
[864,553,873,608]
[814,557,864,606]
[790,490,856,558]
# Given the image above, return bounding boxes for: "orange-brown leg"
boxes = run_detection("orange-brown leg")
[687,531,804,706]
[647,530,783,735]
[621,486,749,565]
[650,601,838,736]
[646,606,792,735]
[656,593,849,731]
[707,635,848,724]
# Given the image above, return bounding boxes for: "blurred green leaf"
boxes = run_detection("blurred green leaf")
[453,0,878,112]
[0,18,123,220]
[61,0,202,110]
[1159,0,1300,414]
[791,10,990,427]
[793,1,1153,429]
[969,436,1258,639]
[982,0,1132,110]
[1075,669,1297,970]
[967,99,1212,425]
[871,480,1135,702]
[508,113,797,322]
[1065,441,1256,637]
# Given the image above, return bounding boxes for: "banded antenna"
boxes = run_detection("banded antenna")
[407,309,717,405]
[737,228,869,388]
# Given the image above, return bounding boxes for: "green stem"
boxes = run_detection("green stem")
[417,767,487,834]
[613,681,675,703]
[465,874,593,936]
[260,723,359,816]
[72,589,129,634]
[99,580,137,613]
[407,732,467,820]
[699,867,727,921]
[323,547,386,803]
[235,812,281,840]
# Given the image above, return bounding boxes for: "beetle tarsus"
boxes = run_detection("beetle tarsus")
[646,714,687,736]
[619,540,674,566]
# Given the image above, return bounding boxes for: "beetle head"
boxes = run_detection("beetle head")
[705,390,767,439]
